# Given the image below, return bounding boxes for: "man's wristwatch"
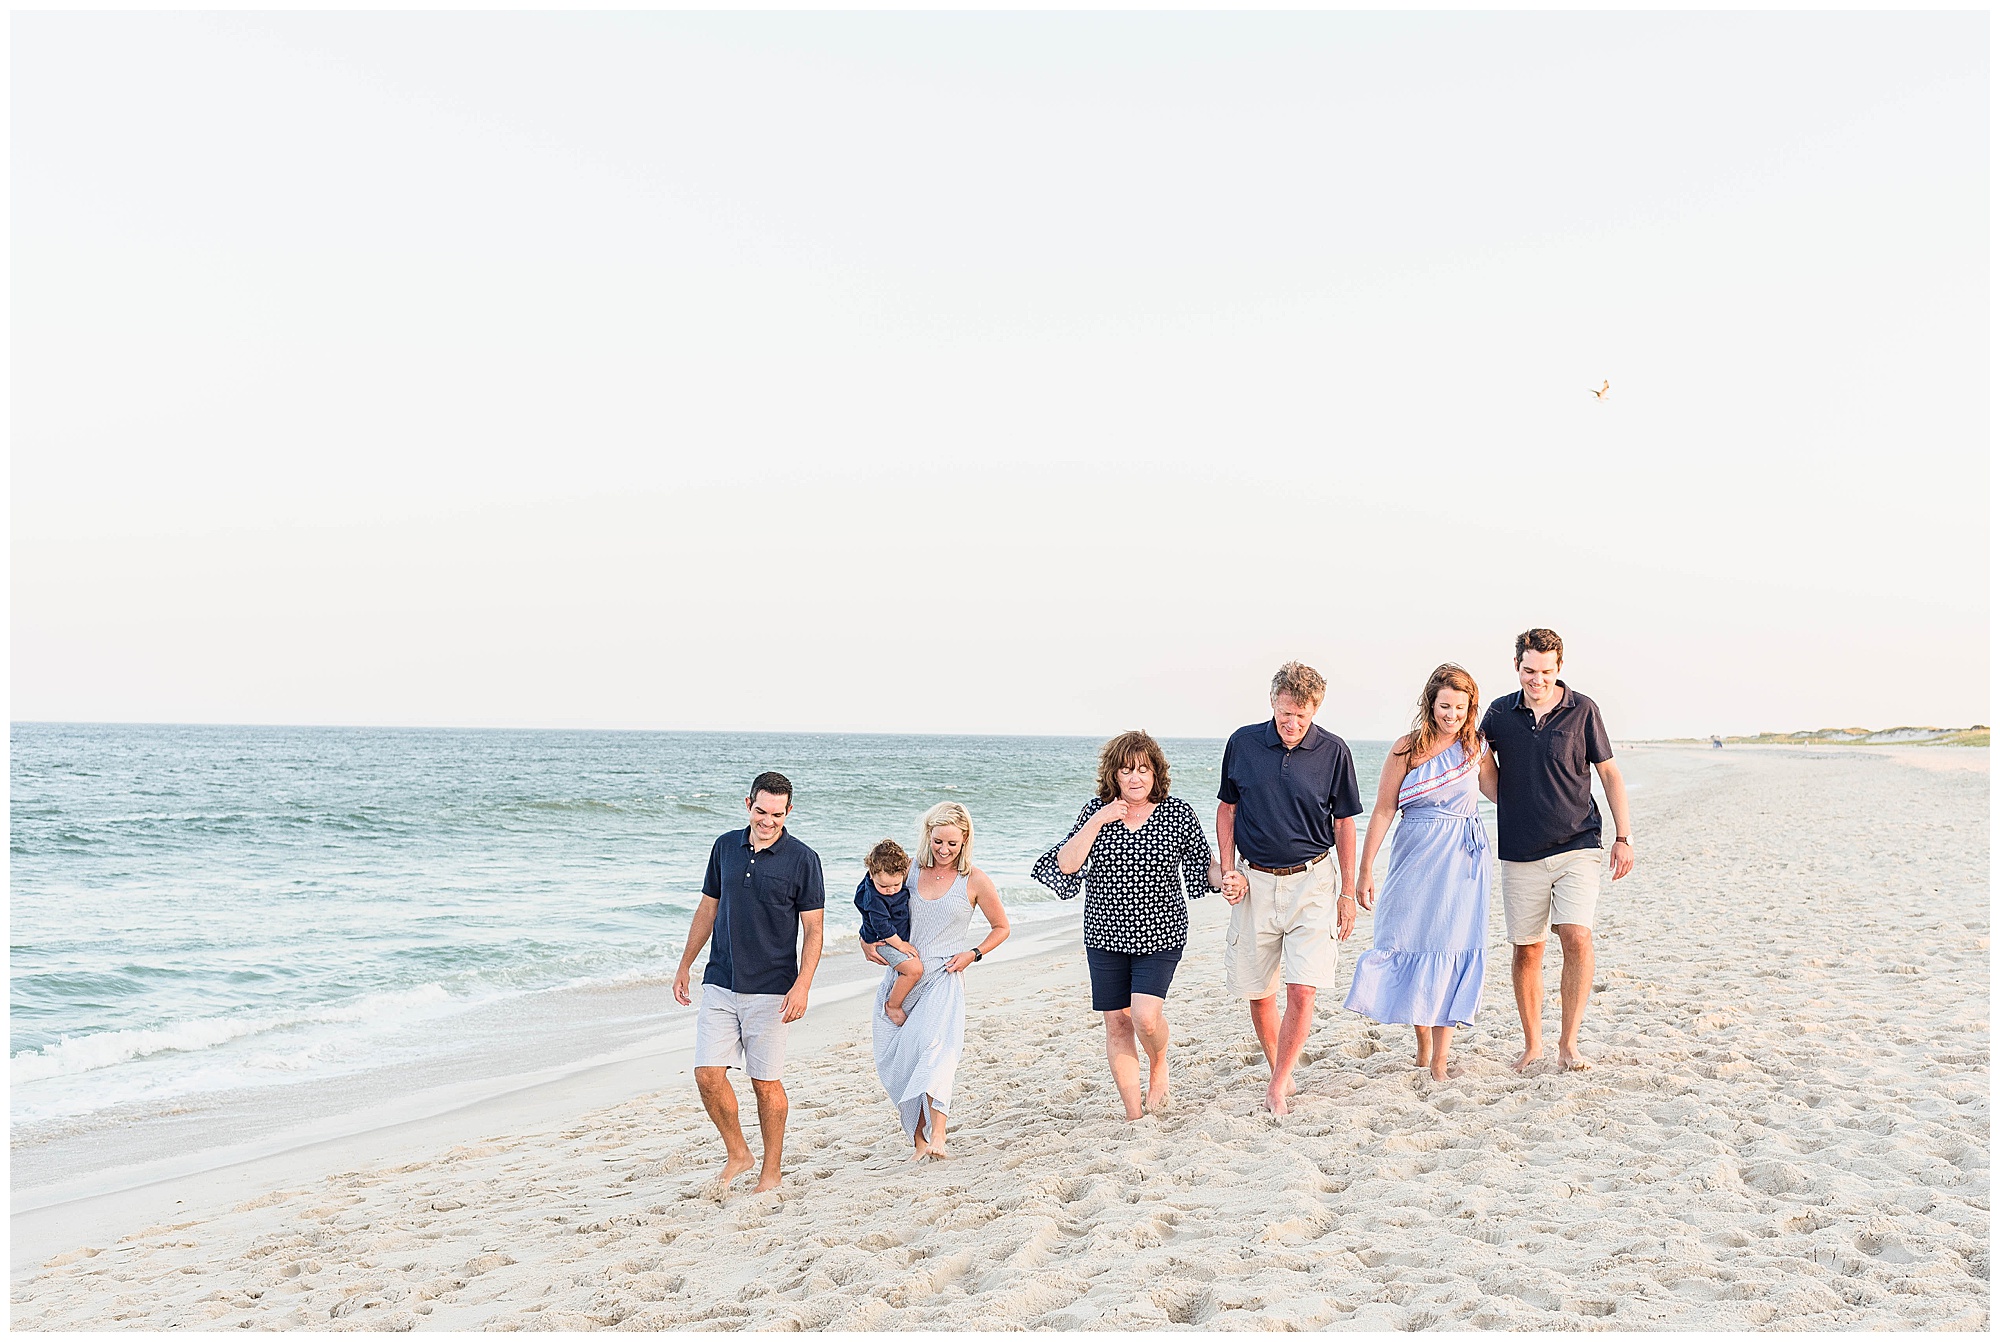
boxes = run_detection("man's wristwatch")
[1614,836,1632,845]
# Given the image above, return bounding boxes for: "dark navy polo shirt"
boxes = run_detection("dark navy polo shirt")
[1216,720,1364,867]
[700,827,826,996]
[1480,682,1615,863]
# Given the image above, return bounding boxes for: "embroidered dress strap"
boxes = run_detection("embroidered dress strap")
[1398,742,1478,808]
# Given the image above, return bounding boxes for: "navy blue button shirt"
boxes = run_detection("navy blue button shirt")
[1217,720,1364,867]
[1480,682,1615,862]
[853,873,911,945]
[700,827,827,995]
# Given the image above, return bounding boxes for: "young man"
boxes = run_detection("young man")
[672,771,825,1195]
[1478,629,1635,1074]
[1215,661,1364,1116]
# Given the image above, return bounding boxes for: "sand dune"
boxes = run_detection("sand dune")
[11,745,1988,1330]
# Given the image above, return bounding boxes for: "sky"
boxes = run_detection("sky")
[11,12,1990,740]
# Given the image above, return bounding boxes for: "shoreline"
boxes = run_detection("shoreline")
[11,746,1987,1330]
[10,911,1086,1281]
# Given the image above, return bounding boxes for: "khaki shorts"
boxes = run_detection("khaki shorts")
[1224,857,1343,998]
[1501,849,1605,945]
[693,984,790,1080]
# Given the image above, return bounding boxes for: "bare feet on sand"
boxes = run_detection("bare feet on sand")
[1144,1085,1171,1116]
[1558,1046,1594,1072]
[1429,1059,1451,1082]
[1144,1057,1171,1114]
[885,1004,907,1027]
[1264,1076,1299,1115]
[1511,1048,1543,1074]
[705,1154,755,1200]
[752,1171,782,1193]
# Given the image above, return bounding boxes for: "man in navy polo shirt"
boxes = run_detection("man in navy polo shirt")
[672,770,826,1195]
[1216,661,1364,1116]
[1478,629,1634,1075]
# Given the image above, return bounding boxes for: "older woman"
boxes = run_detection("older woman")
[1033,731,1215,1120]
[870,801,1009,1160]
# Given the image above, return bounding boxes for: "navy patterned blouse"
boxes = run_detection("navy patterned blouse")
[1032,795,1214,955]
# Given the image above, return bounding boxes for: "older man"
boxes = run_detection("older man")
[1216,661,1363,1115]
[1479,629,1634,1074]
[672,770,825,1195]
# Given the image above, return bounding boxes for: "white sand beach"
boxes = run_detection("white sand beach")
[10,745,1988,1331]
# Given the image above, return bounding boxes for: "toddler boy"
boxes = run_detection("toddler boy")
[855,839,924,1026]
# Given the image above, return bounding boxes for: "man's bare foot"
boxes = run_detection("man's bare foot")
[752,1170,782,1193]
[1558,1046,1593,1072]
[885,1004,907,1027]
[1510,1048,1543,1074]
[705,1154,755,1200]
[1264,1080,1290,1116]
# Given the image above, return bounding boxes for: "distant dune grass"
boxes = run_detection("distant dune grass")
[1662,727,1989,748]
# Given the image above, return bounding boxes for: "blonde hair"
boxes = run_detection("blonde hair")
[917,801,975,874]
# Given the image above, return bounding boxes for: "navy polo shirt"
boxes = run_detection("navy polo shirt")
[1217,720,1364,867]
[700,827,826,996]
[1480,682,1615,863]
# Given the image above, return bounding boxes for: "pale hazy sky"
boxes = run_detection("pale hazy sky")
[12,12,1989,740]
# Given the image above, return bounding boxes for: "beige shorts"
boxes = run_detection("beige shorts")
[693,984,790,1080]
[1224,856,1343,998]
[1501,849,1605,944]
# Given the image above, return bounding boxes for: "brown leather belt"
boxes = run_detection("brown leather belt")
[1245,850,1329,877]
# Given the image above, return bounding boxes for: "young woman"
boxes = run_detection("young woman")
[869,801,1009,1160]
[1032,731,1215,1120]
[1342,665,1492,1081]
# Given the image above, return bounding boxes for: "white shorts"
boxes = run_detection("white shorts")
[1501,849,1605,944]
[693,984,789,1080]
[1225,856,1343,998]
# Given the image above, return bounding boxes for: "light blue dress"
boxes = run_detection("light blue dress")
[1343,741,1492,1028]
[871,871,975,1140]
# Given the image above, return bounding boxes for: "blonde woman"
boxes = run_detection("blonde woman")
[870,801,1010,1160]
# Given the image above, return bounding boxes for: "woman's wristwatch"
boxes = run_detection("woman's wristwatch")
[971,947,984,962]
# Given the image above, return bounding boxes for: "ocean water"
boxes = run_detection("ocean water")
[11,722,1393,1150]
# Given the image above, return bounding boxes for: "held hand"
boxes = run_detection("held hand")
[944,951,977,973]
[862,941,888,966]
[1610,839,1635,880]
[672,966,693,1007]
[1096,800,1130,827]
[780,983,809,1023]
[1355,871,1376,912]
[1220,870,1250,905]
[1336,895,1357,941]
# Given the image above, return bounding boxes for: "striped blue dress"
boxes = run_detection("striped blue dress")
[1343,740,1492,1028]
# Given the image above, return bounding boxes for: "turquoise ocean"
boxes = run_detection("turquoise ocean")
[10,724,1390,1188]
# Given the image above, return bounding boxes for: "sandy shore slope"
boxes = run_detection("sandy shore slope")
[11,746,1988,1330]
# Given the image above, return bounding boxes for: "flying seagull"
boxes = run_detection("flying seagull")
[1590,380,1610,399]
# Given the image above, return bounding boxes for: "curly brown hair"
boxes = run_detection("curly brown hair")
[865,839,910,876]
[1095,731,1171,804]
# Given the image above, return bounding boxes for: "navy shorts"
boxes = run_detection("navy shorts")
[1086,946,1185,1013]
